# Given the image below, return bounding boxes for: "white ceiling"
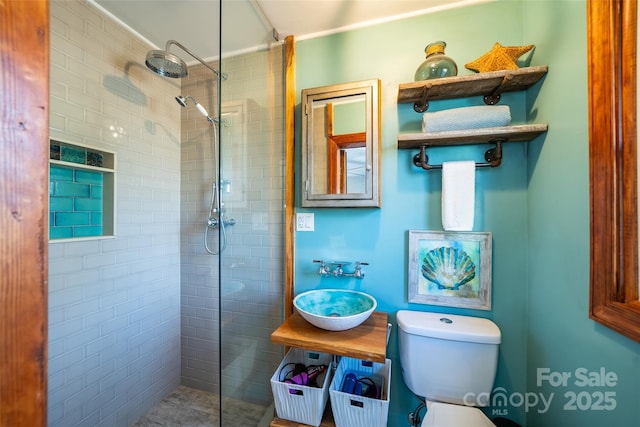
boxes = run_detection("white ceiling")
[92,0,482,61]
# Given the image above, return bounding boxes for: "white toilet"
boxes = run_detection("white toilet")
[397,310,502,427]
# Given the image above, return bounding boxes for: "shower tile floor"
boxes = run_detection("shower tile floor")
[132,385,270,427]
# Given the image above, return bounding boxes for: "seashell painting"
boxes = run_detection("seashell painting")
[421,246,476,290]
[408,231,491,310]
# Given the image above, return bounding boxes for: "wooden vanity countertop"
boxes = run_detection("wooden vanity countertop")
[270,311,388,363]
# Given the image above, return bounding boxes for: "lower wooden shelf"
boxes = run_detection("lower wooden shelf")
[270,416,334,427]
[270,401,335,427]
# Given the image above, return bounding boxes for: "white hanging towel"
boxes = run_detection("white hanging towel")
[442,160,475,231]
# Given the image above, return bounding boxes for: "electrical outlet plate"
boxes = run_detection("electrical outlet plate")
[296,213,314,232]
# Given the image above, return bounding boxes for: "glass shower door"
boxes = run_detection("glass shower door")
[218,1,286,424]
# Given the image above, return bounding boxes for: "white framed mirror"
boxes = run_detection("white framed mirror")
[301,79,381,208]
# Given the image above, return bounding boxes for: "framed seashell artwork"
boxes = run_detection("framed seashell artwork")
[408,230,492,310]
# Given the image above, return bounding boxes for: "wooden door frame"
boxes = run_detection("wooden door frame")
[0,0,49,425]
[284,36,295,316]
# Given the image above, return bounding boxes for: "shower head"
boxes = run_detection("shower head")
[145,40,224,79]
[176,95,214,124]
[145,50,188,78]
[175,95,188,108]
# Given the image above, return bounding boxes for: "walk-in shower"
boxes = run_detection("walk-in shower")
[144,33,285,422]
[48,2,284,425]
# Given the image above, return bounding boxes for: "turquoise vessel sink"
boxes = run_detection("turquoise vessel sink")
[293,289,377,331]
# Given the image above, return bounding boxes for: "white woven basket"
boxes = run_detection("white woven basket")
[329,357,391,427]
[270,348,333,427]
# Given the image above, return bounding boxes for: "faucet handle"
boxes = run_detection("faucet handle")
[333,263,344,277]
[313,260,329,275]
[354,261,368,279]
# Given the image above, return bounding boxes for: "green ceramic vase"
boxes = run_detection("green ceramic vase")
[414,41,458,81]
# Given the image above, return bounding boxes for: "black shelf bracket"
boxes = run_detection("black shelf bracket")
[483,73,514,105]
[413,83,433,113]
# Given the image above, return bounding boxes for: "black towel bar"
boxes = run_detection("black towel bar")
[412,139,504,171]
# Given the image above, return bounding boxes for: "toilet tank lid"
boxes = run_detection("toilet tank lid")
[397,310,501,344]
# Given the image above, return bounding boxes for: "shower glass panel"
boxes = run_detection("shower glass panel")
[180,0,285,424]
[219,1,285,423]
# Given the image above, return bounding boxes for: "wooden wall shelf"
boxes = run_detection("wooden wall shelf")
[396,66,548,169]
[397,65,548,112]
[397,123,548,149]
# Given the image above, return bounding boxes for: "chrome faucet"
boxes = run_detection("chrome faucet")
[341,262,368,279]
[312,260,368,279]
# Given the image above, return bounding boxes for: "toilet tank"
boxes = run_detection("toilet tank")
[397,310,501,406]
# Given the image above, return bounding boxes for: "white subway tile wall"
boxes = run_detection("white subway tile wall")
[49,1,181,426]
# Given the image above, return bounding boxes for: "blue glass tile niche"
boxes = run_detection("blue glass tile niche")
[49,140,115,241]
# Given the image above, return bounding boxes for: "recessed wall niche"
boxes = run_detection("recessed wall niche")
[49,139,115,241]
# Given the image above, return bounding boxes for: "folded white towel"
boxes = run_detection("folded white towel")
[442,161,475,231]
[423,105,511,133]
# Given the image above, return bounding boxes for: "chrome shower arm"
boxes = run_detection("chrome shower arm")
[165,40,226,79]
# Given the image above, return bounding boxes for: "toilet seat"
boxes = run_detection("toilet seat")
[421,401,496,427]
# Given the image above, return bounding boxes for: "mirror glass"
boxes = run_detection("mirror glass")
[301,79,381,207]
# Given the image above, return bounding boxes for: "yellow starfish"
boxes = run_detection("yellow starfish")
[465,42,535,73]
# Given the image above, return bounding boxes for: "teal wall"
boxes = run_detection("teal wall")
[294,1,640,426]
[524,1,640,426]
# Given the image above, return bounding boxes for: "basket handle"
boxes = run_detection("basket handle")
[349,399,364,408]
[288,388,304,396]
